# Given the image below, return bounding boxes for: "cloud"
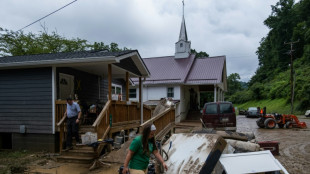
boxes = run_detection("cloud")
[0,0,279,81]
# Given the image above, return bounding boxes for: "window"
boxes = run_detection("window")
[220,103,233,114]
[180,43,183,47]
[205,104,218,114]
[167,87,174,98]
[129,89,136,98]
[112,84,122,94]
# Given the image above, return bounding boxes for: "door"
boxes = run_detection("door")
[203,103,223,128]
[59,73,74,100]
[219,103,236,128]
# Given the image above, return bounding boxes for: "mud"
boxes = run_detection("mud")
[237,116,310,174]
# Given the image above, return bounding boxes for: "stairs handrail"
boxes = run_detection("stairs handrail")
[92,100,111,127]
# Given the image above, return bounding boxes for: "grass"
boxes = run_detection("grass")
[235,98,305,115]
[0,150,39,174]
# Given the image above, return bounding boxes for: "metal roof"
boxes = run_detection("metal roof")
[132,54,226,85]
[0,50,135,64]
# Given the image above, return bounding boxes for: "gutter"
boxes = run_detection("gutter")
[0,56,116,69]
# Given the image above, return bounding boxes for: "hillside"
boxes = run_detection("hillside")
[228,0,310,113]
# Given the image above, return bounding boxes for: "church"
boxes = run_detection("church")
[130,3,227,122]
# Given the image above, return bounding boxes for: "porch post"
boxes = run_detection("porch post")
[214,85,217,102]
[52,66,56,134]
[108,64,112,100]
[126,72,129,101]
[139,77,143,124]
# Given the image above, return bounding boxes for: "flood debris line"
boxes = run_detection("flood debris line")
[162,133,227,174]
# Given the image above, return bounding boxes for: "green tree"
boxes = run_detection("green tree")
[191,49,209,58]
[0,27,128,57]
[227,73,242,96]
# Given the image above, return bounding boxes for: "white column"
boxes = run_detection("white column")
[52,66,56,134]
[140,79,144,124]
[214,85,217,102]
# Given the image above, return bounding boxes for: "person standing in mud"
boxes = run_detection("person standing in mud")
[64,97,81,150]
[122,124,168,174]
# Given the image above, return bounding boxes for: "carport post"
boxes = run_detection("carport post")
[214,85,217,102]
[108,64,112,100]
[126,72,129,101]
[139,77,143,124]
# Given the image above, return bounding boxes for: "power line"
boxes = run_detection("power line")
[18,0,77,31]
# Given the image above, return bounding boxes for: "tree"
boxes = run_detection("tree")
[227,73,242,96]
[191,49,209,58]
[0,27,128,57]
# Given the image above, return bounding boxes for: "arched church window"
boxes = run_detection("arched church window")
[180,43,183,47]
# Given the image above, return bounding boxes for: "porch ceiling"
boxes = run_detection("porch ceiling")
[71,62,136,78]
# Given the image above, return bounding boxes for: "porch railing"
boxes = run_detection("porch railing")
[140,107,175,140]
[92,100,112,140]
[55,100,68,154]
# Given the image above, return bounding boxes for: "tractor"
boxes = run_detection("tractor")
[256,107,307,129]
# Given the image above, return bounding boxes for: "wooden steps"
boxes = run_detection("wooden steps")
[57,144,96,164]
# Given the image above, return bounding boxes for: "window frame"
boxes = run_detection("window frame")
[167,87,174,98]
[129,88,137,98]
[112,83,122,95]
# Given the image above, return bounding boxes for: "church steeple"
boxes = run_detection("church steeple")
[175,0,191,59]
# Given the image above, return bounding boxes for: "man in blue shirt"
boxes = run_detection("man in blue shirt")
[64,97,81,150]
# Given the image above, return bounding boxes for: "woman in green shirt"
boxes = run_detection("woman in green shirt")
[122,124,168,174]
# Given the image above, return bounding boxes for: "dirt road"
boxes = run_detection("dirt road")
[237,115,310,174]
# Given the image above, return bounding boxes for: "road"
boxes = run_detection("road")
[237,115,310,174]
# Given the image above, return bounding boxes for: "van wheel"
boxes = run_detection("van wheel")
[256,118,265,128]
[264,118,276,129]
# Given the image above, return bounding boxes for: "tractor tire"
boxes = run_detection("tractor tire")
[264,118,276,129]
[278,123,284,128]
[256,118,265,128]
[285,121,293,129]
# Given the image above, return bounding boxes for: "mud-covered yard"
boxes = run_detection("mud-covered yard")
[237,115,310,174]
[1,116,309,174]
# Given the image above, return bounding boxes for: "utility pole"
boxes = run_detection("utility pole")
[284,40,299,114]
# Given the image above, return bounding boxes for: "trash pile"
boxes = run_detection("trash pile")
[160,130,288,174]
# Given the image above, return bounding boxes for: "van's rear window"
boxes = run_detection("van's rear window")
[220,103,232,114]
[206,104,217,114]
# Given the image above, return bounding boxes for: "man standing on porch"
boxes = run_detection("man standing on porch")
[64,97,81,150]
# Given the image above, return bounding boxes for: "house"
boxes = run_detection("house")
[0,50,150,152]
[129,8,227,122]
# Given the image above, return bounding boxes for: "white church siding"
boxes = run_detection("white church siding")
[129,86,181,102]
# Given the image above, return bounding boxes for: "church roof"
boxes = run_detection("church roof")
[131,54,226,86]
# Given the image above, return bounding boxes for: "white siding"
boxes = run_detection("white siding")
[129,86,181,102]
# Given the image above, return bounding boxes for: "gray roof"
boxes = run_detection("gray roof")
[0,50,136,64]
[132,54,226,85]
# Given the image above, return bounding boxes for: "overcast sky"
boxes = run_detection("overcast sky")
[0,0,279,81]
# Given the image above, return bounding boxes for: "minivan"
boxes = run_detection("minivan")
[201,102,236,131]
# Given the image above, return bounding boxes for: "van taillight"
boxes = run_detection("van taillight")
[232,107,235,113]
[203,109,206,115]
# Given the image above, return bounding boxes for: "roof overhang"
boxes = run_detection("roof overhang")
[0,51,150,78]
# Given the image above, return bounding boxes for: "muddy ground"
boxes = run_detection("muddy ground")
[237,115,310,174]
[20,116,310,173]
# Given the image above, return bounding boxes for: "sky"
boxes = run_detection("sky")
[0,0,280,82]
